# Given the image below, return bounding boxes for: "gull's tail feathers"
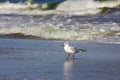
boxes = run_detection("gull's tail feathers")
[78,49,87,52]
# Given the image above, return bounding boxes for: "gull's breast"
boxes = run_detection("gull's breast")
[64,46,76,54]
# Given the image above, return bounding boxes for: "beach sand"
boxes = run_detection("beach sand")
[0,38,120,80]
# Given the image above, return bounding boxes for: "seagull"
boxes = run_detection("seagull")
[63,42,86,60]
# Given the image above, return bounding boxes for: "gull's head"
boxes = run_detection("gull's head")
[64,42,69,46]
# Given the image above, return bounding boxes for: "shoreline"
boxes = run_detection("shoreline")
[0,37,120,45]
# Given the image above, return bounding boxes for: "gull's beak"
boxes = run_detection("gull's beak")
[61,44,64,46]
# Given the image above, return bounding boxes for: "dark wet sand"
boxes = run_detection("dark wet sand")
[0,38,120,80]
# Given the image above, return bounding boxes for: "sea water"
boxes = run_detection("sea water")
[0,0,120,43]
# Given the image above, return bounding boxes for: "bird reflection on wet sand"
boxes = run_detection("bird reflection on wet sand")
[63,60,77,80]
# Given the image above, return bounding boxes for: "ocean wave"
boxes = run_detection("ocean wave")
[0,12,119,43]
[0,0,119,15]
[0,0,120,44]
[56,0,120,15]
[0,25,101,40]
[0,23,119,42]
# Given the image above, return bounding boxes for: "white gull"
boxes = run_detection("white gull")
[63,42,86,60]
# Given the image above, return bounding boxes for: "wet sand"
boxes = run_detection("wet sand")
[0,38,120,80]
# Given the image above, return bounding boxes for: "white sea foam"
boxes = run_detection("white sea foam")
[0,11,119,42]
[56,0,120,15]
[0,26,101,40]
[0,22,119,41]
[0,15,120,44]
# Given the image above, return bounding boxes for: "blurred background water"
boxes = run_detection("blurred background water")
[0,0,120,43]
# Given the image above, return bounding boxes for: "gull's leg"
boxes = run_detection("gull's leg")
[72,54,75,60]
[66,54,70,60]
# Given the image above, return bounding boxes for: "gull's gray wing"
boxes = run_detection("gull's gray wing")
[70,46,78,52]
